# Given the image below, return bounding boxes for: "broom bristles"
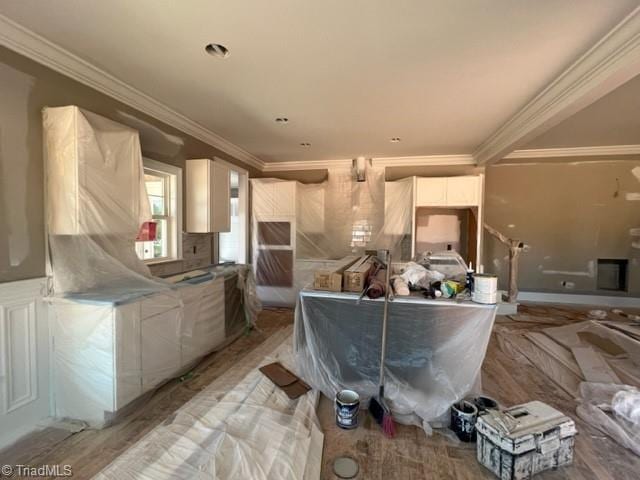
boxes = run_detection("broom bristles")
[382,412,396,438]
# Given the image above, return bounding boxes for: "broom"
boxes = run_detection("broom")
[368,250,396,438]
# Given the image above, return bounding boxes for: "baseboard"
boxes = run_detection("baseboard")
[517,291,640,308]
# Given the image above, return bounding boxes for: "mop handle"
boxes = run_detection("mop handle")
[379,251,391,388]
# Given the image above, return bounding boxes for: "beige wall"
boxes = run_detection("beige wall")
[485,159,640,295]
[0,46,258,283]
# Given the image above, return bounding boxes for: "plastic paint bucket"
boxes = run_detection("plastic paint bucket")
[336,390,360,430]
[451,400,479,442]
[472,274,498,304]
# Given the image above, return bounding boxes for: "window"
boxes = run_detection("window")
[135,159,182,263]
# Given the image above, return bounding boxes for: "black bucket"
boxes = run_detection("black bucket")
[451,400,478,442]
[336,390,360,429]
[474,395,499,415]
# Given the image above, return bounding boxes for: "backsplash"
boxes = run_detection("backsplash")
[148,232,213,277]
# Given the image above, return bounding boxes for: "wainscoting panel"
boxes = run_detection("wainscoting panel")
[0,277,50,450]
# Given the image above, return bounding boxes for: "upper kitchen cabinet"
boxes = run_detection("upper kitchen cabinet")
[186,159,231,233]
[415,175,481,207]
[43,106,149,236]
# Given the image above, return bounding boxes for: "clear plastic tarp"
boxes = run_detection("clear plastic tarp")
[252,165,413,306]
[43,105,167,295]
[95,329,323,480]
[49,267,258,427]
[294,290,497,434]
[43,106,260,426]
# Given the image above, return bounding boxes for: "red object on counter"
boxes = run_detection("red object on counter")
[136,221,157,241]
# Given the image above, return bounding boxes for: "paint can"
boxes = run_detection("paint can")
[451,400,479,442]
[336,390,360,429]
[472,274,498,304]
[473,395,499,415]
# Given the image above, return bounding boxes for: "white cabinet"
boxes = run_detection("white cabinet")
[416,177,448,206]
[50,278,228,426]
[43,106,147,235]
[141,307,181,392]
[446,176,480,206]
[186,158,231,232]
[297,185,325,233]
[252,179,297,217]
[384,178,413,235]
[416,176,480,207]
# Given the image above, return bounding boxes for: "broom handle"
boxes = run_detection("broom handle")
[379,251,391,390]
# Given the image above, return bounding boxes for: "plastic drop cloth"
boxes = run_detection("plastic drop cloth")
[43,107,262,425]
[577,382,640,456]
[43,105,168,295]
[49,268,258,427]
[252,166,413,306]
[94,328,323,480]
[294,289,497,434]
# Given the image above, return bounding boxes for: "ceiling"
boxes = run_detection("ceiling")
[524,73,640,149]
[0,0,638,163]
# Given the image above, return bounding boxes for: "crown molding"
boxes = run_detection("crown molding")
[0,14,265,171]
[505,144,640,159]
[475,6,640,165]
[262,154,475,172]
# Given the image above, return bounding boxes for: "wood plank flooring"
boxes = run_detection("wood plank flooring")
[2,305,639,479]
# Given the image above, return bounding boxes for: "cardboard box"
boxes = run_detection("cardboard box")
[344,255,375,292]
[313,257,359,292]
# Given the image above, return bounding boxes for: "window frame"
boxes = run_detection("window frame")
[138,158,183,264]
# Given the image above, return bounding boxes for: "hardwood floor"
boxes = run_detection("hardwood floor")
[2,305,639,479]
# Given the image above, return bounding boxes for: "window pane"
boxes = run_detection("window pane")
[152,219,168,259]
[145,173,164,197]
[149,195,165,216]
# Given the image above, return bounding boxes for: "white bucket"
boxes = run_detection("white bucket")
[472,274,498,304]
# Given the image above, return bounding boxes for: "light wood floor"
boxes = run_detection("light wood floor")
[2,306,639,479]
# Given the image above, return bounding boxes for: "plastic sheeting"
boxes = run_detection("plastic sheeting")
[577,382,640,456]
[43,105,165,295]
[252,166,413,306]
[95,328,323,480]
[49,267,259,427]
[294,289,497,433]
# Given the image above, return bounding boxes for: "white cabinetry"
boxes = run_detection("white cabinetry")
[43,106,147,235]
[50,278,227,426]
[416,175,481,207]
[186,159,231,232]
[416,177,448,206]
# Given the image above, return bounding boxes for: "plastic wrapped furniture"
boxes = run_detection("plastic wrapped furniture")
[294,289,497,433]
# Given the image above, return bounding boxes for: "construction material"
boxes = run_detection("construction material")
[344,255,374,292]
[335,390,360,430]
[369,251,396,438]
[366,266,387,299]
[472,274,498,305]
[476,401,576,480]
[450,400,478,442]
[484,223,525,304]
[313,257,359,292]
[571,346,621,383]
[259,362,311,399]
[391,276,410,296]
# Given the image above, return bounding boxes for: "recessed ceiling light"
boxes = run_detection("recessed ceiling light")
[275,117,289,123]
[205,43,230,58]
[300,142,311,147]
[390,137,401,143]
